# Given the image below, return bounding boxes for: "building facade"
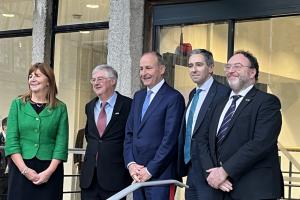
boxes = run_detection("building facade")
[1,0,300,199]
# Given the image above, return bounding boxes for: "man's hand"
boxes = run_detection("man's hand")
[128,163,144,182]
[218,179,233,192]
[206,167,228,189]
[137,167,151,182]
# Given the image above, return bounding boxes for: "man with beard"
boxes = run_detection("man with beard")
[198,50,284,200]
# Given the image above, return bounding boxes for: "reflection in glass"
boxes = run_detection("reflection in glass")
[235,16,300,146]
[54,30,107,200]
[159,23,228,101]
[58,0,109,25]
[0,0,33,30]
[235,16,300,198]
[0,37,32,120]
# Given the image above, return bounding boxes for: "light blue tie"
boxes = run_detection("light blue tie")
[141,90,153,119]
[184,89,202,164]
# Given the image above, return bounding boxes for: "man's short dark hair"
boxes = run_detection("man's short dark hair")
[189,49,214,67]
[234,50,259,81]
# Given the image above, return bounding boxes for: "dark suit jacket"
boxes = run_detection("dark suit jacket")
[178,80,230,179]
[199,87,284,200]
[0,133,7,173]
[80,92,132,191]
[124,82,185,180]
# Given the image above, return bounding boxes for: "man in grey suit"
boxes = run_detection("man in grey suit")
[178,49,230,199]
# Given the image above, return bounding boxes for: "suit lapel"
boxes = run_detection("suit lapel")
[138,83,167,131]
[227,87,257,131]
[210,100,227,165]
[102,93,122,136]
[219,87,257,144]
[193,81,217,137]
[89,97,99,137]
[136,89,147,127]
[23,101,52,117]
[23,101,38,117]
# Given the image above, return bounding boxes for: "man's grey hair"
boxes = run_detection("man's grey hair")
[189,49,214,67]
[92,64,118,80]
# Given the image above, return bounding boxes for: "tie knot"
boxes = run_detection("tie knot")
[147,90,153,96]
[101,102,107,109]
[195,89,202,96]
[231,95,241,102]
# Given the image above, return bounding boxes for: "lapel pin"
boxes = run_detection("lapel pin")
[115,112,120,115]
[245,98,251,102]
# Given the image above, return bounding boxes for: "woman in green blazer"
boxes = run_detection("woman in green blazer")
[5,63,69,200]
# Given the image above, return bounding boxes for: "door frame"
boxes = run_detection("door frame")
[145,0,300,58]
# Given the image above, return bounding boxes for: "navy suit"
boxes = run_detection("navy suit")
[124,82,185,200]
[178,80,230,199]
[199,87,284,200]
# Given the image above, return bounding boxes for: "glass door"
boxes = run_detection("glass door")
[159,22,228,102]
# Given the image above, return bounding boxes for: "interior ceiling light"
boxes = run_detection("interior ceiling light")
[86,4,99,8]
[2,13,15,18]
[80,31,90,34]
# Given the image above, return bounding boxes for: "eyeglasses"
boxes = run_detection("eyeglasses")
[90,77,111,84]
[224,63,251,71]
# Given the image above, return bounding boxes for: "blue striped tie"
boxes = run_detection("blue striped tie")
[184,89,202,164]
[216,95,241,159]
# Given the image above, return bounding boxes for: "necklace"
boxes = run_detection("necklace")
[30,99,46,107]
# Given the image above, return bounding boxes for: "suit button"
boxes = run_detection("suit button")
[35,118,39,121]
[34,144,39,148]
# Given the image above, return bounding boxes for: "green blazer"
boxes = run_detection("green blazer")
[5,98,69,161]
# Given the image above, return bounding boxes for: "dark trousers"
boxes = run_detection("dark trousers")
[81,169,126,200]
[133,185,170,200]
[185,165,222,200]
[223,193,277,200]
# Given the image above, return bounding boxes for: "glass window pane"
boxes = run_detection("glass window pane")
[0,0,33,30]
[0,36,32,119]
[54,30,107,198]
[58,0,109,25]
[159,23,228,101]
[235,16,300,148]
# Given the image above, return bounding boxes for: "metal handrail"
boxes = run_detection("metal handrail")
[107,179,189,200]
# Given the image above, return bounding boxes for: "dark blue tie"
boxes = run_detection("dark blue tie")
[216,95,241,157]
[141,90,153,119]
[184,89,202,164]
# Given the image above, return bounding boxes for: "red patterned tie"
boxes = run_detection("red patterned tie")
[97,102,107,137]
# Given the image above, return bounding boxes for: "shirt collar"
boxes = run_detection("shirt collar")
[147,79,165,94]
[98,91,117,107]
[197,76,213,92]
[229,84,254,99]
